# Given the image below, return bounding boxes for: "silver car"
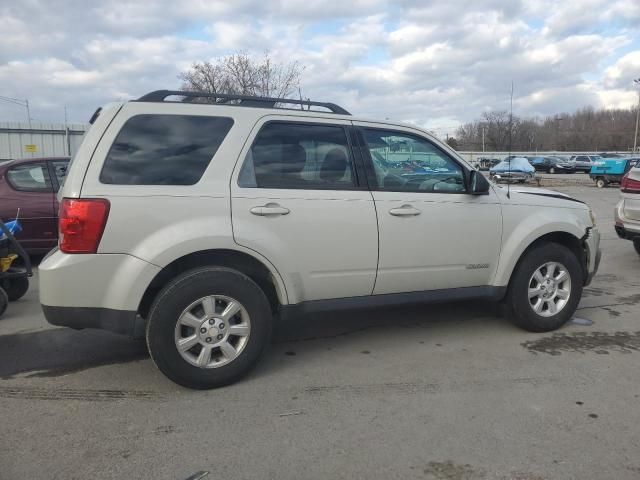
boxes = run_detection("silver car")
[615,165,640,255]
[570,154,601,173]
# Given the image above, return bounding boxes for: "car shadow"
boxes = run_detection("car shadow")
[0,300,505,380]
[271,299,503,344]
[0,328,148,379]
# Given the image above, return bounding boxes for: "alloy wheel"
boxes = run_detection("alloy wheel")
[174,295,251,368]
[527,261,572,317]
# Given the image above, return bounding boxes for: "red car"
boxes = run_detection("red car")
[0,157,70,254]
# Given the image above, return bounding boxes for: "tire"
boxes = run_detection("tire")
[0,288,7,318]
[146,267,272,389]
[595,178,607,188]
[506,242,583,332]
[0,271,29,301]
[634,239,640,256]
[549,167,556,174]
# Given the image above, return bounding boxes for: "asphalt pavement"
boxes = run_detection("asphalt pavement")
[1,185,639,480]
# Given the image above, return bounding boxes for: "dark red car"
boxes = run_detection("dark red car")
[0,157,70,254]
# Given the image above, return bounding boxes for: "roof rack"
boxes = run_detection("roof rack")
[136,90,351,115]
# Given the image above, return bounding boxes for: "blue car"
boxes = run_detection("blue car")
[489,157,535,183]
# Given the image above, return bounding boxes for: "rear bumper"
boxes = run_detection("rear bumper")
[614,199,640,241]
[42,305,142,337]
[39,249,160,336]
[615,224,640,240]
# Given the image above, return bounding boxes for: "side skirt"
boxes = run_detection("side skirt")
[280,286,507,320]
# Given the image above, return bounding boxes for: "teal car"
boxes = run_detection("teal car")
[590,157,639,188]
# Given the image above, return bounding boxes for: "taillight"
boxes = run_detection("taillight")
[59,198,110,254]
[621,173,640,194]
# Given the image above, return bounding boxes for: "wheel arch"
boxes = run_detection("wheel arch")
[495,228,588,292]
[138,249,287,319]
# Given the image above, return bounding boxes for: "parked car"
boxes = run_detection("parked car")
[0,157,70,254]
[474,158,501,171]
[615,165,640,254]
[489,157,535,183]
[39,90,601,389]
[530,156,574,174]
[590,157,639,188]
[570,154,602,173]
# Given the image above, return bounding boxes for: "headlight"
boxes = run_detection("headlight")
[588,207,597,226]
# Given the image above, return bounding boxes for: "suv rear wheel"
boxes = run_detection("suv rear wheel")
[506,242,582,332]
[146,267,272,389]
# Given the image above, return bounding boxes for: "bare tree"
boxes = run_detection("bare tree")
[446,137,459,149]
[179,51,304,99]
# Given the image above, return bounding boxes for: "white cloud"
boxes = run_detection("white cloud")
[604,51,640,89]
[0,0,638,131]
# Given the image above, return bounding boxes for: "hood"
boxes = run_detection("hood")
[494,185,585,205]
[508,186,570,197]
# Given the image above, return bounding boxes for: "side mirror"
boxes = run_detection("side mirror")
[470,170,490,195]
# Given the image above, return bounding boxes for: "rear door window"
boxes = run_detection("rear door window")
[238,122,357,189]
[100,114,233,185]
[6,162,53,192]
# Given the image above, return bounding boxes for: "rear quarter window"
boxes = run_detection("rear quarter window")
[6,162,53,192]
[100,114,233,185]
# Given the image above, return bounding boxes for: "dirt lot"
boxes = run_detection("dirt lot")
[1,185,638,480]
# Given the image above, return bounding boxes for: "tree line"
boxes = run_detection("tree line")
[452,107,639,152]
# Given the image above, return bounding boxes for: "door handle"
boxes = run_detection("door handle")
[250,203,290,216]
[389,205,421,216]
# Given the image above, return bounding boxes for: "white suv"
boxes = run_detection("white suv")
[40,90,601,389]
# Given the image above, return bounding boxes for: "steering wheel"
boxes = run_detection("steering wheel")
[433,176,463,191]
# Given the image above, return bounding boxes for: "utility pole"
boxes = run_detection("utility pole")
[0,95,31,124]
[634,78,640,153]
[482,127,485,152]
[25,99,31,128]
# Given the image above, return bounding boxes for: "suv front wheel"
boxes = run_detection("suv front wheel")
[146,267,272,389]
[506,242,582,332]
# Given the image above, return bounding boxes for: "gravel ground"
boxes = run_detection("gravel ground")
[0,185,638,480]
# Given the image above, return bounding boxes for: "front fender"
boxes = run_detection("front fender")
[493,206,586,287]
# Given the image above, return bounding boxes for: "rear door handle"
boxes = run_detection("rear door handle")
[250,203,290,216]
[389,205,421,216]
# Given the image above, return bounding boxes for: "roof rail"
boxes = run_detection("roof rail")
[136,90,351,115]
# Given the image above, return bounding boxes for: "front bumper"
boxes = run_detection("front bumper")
[584,227,601,286]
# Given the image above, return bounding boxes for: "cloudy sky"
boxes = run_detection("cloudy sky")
[1,0,639,137]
